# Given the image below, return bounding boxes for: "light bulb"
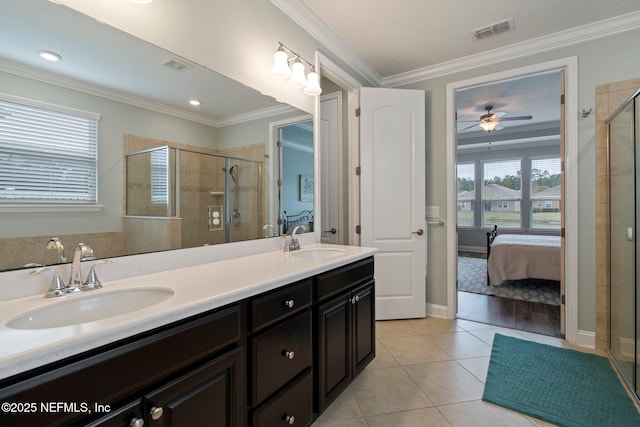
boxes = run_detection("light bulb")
[303,71,322,96]
[271,49,291,79]
[288,59,307,88]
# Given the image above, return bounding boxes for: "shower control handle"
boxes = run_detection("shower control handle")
[324,228,337,234]
[413,229,424,236]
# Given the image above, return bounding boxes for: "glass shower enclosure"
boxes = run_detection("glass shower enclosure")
[607,88,640,401]
[125,146,262,249]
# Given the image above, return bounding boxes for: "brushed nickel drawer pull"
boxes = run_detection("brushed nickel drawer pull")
[283,414,295,425]
[150,406,164,420]
[283,350,295,360]
[130,418,144,427]
[284,299,295,308]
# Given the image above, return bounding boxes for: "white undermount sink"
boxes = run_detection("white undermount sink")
[6,287,174,330]
[289,248,347,259]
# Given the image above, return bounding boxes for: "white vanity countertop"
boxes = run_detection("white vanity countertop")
[0,243,376,381]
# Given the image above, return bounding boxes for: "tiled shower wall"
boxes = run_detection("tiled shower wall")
[595,77,640,350]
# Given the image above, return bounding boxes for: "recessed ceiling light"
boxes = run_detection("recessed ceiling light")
[38,50,62,62]
[189,99,201,106]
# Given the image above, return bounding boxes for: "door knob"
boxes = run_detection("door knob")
[149,406,164,420]
[324,228,337,234]
[412,228,424,236]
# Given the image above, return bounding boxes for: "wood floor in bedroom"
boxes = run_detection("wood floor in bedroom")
[456,252,563,338]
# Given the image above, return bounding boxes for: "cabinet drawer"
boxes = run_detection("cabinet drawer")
[251,279,312,331]
[253,369,313,427]
[316,257,374,301]
[252,310,312,405]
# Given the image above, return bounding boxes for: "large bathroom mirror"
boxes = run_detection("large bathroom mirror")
[0,0,314,271]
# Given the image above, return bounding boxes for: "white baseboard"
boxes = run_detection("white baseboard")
[577,330,596,349]
[426,303,449,319]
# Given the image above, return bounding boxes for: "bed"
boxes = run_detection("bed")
[282,210,314,234]
[486,225,561,286]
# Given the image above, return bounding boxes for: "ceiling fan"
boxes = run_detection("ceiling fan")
[458,105,533,133]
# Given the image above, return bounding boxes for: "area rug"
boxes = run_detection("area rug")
[483,334,640,427]
[458,256,560,305]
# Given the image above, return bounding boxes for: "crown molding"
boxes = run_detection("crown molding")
[270,0,382,87]
[382,10,640,87]
[216,104,299,127]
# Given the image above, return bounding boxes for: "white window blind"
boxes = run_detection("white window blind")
[0,94,100,205]
[150,148,169,205]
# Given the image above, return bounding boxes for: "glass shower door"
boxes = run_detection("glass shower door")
[608,97,636,387]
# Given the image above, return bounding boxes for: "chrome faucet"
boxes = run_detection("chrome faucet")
[32,243,101,297]
[46,238,67,263]
[68,243,95,289]
[284,224,306,252]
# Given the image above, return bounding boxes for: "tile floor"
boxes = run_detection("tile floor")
[313,317,607,427]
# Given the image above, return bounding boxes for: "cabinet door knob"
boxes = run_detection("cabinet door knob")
[283,350,295,360]
[130,418,145,427]
[284,299,295,308]
[351,295,360,304]
[150,406,164,420]
[283,414,295,425]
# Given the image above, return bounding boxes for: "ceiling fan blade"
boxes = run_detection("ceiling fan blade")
[494,112,506,118]
[457,119,481,123]
[500,115,533,121]
[494,124,504,131]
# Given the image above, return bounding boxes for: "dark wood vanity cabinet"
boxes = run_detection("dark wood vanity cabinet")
[0,256,375,427]
[0,304,244,427]
[316,258,375,413]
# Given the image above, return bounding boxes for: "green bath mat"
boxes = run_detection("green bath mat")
[483,334,640,427]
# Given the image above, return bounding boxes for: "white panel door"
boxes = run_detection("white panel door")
[360,87,426,320]
[320,92,342,244]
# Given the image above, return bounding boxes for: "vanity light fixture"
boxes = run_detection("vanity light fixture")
[38,50,62,62]
[271,42,322,96]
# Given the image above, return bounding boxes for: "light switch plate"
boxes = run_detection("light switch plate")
[425,205,440,218]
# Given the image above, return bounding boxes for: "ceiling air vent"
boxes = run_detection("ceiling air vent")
[473,18,513,40]
[161,57,194,71]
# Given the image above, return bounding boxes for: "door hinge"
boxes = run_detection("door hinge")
[561,227,565,238]
[560,94,565,105]
[355,225,361,234]
[561,294,565,305]
[277,140,283,147]
[277,179,283,187]
[355,107,361,117]
[355,166,361,176]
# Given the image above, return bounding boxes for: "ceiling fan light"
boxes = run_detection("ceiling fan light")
[272,49,291,79]
[303,71,322,95]
[479,120,498,132]
[288,59,307,88]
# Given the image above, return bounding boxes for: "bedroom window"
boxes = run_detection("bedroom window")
[456,162,475,226]
[0,94,100,206]
[482,159,521,228]
[531,157,561,229]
